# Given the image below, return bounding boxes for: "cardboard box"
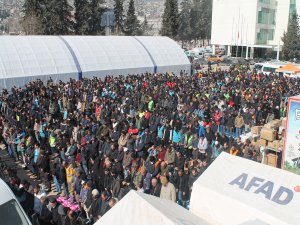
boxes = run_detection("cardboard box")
[279,139,284,149]
[268,140,280,150]
[281,117,287,128]
[251,126,263,135]
[266,153,278,167]
[260,128,277,141]
[252,141,258,148]
[269,119,281,128]
[264,123,274,129]
[258,138,268,147]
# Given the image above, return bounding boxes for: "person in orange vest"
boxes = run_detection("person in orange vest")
[229,145,241,156]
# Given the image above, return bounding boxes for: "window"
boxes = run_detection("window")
[263,66,276,73]
[258,8,276,25]
[260,0,270,4]
[256,29,275,44]
[0,199,31,225]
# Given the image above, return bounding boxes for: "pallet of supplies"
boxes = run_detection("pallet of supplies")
[251,126,263,135]
[257,138,267,147]
[267,140,280,150]
[260,128,277,141]
[269,119,281,128]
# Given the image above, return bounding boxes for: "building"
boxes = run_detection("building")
[0,36,190,90]
[211,0,300,58]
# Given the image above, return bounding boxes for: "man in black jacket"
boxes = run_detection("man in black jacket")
[99,191,110,217]
[48,197,62,225]
[36,150,51,191]
[175,169,189,208]
[149,177,161,197]
[90,189,101,223]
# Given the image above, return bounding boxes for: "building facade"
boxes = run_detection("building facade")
[211,0,300,58]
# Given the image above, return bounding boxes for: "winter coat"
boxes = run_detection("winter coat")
[160,182,176,202]
[234,116,244,128]
[175,174,189,200]
[164,150,175,165]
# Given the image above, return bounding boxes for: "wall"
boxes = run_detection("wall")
[211,0,258,46]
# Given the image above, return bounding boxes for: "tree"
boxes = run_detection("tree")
[189,0,212,43]
[160,0,179,38]
[114,0,124,34]
[125,0,140,35]
[87,0,103,35]
[282,13,300,60]
[199,0,212,40]
[40,0,73,35]
[74,0,90,34]
[140,16,153,36]
[189,0,201,41]
[22,0,43,34]
[178,0,191,44]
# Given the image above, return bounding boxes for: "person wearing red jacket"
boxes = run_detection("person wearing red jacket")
[128,123,139,135]
[214,110,221,133]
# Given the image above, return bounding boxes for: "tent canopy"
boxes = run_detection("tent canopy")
[276,63,300,73]
[190,152,300,225]
[95,190,211,225]
[0,36,190,90]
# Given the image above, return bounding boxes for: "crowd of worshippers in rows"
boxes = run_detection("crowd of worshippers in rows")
[0,69,298,225]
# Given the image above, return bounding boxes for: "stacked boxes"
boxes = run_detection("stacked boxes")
[251,117,286,167]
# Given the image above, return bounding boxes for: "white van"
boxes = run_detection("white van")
[259,62,287,75]
[0,178,32,225]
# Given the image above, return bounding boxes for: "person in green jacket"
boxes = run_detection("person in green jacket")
[148,97,154,112]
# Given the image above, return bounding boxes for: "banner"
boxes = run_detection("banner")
[283,97,300,174]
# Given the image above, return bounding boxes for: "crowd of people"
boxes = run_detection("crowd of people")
[0,67,298,225]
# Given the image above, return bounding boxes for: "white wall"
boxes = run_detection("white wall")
[270,0,290,46]
[211,0,258,46]
[212,0,299,48]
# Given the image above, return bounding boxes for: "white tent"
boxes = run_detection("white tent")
[0,36,190,90]
[95,190,211,225]
[190,152,300,225]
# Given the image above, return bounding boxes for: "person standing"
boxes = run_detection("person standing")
[175,169,189,208]
[234,112,244,138]
[150,177,162,197]
[160,176,176,202]
[197,135,208,162]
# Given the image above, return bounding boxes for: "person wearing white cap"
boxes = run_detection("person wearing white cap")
[211,141,223,160]
[90,189,101,223]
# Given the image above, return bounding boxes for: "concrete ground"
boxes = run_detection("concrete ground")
[0,146,57,196]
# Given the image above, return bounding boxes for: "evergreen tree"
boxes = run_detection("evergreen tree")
[140,16,152,35]
[189,0,212,42]
[178,0,191,44]
[282,13,300,60]
[41,0,73,35]
[189,0,201,41]
[87,0,103,35]
[199,0,212,40]
[114,0,124,34]
[160,0,179,38]
[74,0,90,34]
[125,0,139,35]
[22,0,43,34]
